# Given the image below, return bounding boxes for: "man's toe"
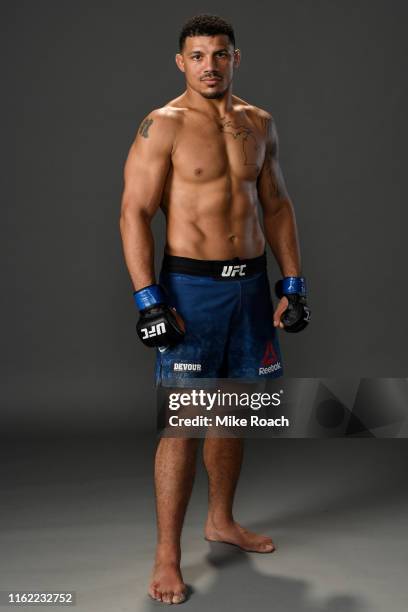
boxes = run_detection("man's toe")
[148,586,158,600]
[172,591,186,604]
[154,589,162,601]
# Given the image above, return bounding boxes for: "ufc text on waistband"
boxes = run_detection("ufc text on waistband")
[161,252,267,279]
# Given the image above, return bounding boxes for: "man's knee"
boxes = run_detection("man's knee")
[156,436,200,451]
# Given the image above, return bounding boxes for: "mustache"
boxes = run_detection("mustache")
[201,73,222,80]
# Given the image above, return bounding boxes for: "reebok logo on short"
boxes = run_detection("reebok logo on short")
[259,341,281,374]
[221,264,247,277]
[261,341,277,366]
[259,362,282,374]
[173,362,202,372]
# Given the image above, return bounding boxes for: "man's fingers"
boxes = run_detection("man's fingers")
[273,297,289,327]
[171,307,186,332]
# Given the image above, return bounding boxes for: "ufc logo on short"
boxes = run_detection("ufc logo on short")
[221,264,247,277]
[141,322,166,339]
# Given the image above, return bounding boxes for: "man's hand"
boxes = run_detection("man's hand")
[137,304,186,348]
[274,277,311,333]
[273,297,289,329]
[170,308,186,334]
[134,284,186,349]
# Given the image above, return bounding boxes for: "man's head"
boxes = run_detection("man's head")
[176,14,240,100]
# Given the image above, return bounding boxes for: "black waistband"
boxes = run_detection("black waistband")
[161,252,267,279]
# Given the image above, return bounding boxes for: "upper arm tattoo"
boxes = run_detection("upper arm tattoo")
[139,117,153,138]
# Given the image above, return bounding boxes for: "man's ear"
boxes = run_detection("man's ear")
[233,48,241,69]
[175,53,185,73]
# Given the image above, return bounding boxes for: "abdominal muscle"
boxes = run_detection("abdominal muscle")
[162,181,266,261]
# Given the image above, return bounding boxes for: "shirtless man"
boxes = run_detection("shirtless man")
[119,14,310,605]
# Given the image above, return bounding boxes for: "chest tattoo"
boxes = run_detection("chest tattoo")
[218,118,259,165]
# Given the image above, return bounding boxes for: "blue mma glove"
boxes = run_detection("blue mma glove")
[133,284,185,348]
[275,276,311,333]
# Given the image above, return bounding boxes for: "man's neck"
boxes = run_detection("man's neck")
[183,86,234,117]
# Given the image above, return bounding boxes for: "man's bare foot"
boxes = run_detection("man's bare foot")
[204,519,276,553]
[148,560,187,604]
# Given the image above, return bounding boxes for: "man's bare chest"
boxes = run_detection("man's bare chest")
[171,115,266,182]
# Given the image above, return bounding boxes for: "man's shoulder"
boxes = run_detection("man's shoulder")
[143,104,184,128]
[136,104,184,148]
[233,96,274,125]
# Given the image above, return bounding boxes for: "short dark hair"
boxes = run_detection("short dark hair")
[178,14,236,52]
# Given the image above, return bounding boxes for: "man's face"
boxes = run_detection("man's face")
[176,35,240,100]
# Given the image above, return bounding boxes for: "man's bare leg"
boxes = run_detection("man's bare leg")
[203,437,275,553]
[149,437,200,604]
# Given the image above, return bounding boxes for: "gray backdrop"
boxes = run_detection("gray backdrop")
[3,0,407,435]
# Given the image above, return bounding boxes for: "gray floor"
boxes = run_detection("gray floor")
[0,436,407,611]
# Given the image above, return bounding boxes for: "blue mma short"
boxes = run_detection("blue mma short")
[155,252,284,386]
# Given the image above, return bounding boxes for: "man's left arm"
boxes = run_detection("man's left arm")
[257,115,310,331]
[257,115,301,278]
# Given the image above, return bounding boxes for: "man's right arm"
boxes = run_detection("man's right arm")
[119,109,176,291]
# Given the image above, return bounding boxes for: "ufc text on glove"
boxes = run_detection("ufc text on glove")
[133,284,185,349]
